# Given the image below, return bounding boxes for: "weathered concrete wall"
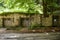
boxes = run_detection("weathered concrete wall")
[0,14,31,27]
[0,14,54,27]
[31,14,40,25]
[0,18,2,27]
[42,15,52,26]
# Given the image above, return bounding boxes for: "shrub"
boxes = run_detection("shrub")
[28,23,45,30]
[6,26,22,30]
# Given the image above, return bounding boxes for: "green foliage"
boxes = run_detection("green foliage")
[45,0,59,12]
[28,23,44,30]
[6,26,22,30]
[0,0,43,14]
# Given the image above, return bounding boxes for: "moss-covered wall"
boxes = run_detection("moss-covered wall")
[0,17,2,27]
[0,13,31,27]
[42,15,52,26]
[1,13,60,27]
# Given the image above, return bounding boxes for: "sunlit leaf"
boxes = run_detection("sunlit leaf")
[0,0,43,14]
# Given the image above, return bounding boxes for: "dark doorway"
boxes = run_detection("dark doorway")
[2,18,5,28]
[2,18,13,27]
[20,18,30,27]
[52,15,59,27]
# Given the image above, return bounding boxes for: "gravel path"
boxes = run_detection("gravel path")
[0,32,60,40]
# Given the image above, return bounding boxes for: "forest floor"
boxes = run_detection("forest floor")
[6,27,60,33]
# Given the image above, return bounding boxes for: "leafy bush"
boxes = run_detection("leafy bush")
[0,0,43,14]
[6,26,22,30]
[28,23,45,30]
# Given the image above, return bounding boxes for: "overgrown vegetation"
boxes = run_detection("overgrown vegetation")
[44,0,60,13]
[0,0,60,31]
[6,26,22,30]
[28,23,45,30]
[0,0,43,14]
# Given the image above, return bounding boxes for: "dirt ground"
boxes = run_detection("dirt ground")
[6,27,60,33]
